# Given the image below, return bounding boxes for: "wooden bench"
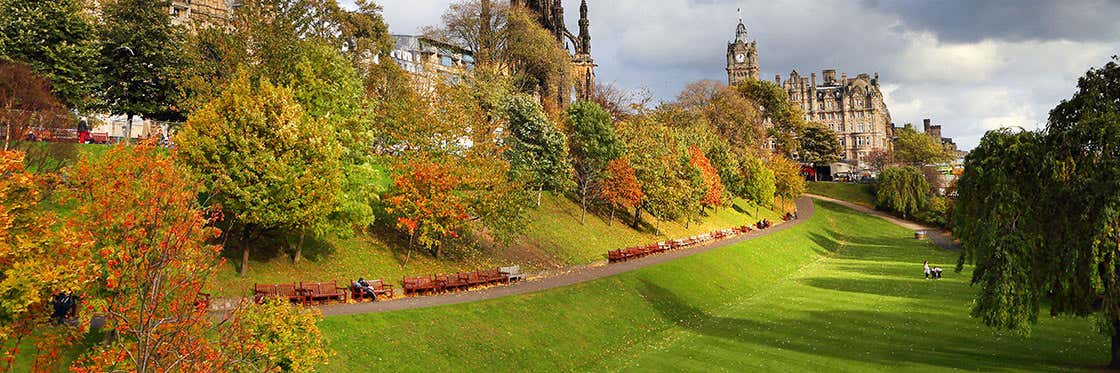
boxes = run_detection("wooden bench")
[500,266,526,283]
[438,273,469,292]
[403,276,438,296]
[299,281,347,305]
[254,283,305,305]
[350,279,394,302]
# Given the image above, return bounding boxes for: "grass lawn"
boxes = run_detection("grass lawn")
[807,181,877,207]
[317,201,1107,372]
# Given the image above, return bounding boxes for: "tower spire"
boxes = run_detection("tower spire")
[578,0,591,55]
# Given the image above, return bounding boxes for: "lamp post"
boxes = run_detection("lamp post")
[114,45,135,144]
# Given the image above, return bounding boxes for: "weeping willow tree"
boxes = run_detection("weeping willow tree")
[955,57,1120,368]
[874,166,930,218]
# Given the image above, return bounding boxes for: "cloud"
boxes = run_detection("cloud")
[372,0,1120,150]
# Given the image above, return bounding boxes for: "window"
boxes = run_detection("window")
[441,56,453,66]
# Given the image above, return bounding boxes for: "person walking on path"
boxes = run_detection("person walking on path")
[923,260,932,280]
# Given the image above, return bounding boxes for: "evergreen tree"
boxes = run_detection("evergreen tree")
[568,101,622,224]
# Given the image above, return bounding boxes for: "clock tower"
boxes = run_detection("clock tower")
[726,14,759,86]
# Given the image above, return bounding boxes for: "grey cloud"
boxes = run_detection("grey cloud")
[863,0,1120,43]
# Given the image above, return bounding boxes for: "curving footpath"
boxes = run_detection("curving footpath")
[806,194,960,252]
[315,197,815,317]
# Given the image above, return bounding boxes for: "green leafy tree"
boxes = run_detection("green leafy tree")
[738,79,806,155]
[98,0,185,136]
[176,74,342,276]
[893,124,953,166]
[875,166,930,218]
[741,153,775,213]
[798,122,841,180]
[0,0,100,109]
[504,94,573,206]
[956,57,1120,368]
[567,101,622,224]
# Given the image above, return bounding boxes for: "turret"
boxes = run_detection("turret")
[577,0,591,55]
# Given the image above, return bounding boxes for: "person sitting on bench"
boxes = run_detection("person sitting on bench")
[51,292,77,325]
[353,278,379,301]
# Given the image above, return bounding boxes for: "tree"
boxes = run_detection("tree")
[176,74,342,277]
[504,94,573,206]
[677,80,764,149]
[421,0,508,64]
[589,82,650,122]
[769,155,806,212]
[893,124,952,166]
[599,158,642,226]
[616,117,691,234]
[505,7,570,109]
[875,166,930,218]
[0,150,90,371]
[0,62,65,151]
[741,154,776,213]
[0,0,100,109]
[956,57,1120,368]
[688,146,725,210]
[738,79,806,155]
[65,145,223,372]
[217,298,329,372]
[865,148,893,173]
[798,122,842,180]
[567,101,622,224]
[98,0,185,140]
[383,157,470,260]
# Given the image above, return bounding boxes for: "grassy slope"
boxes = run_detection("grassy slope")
[317,201,1106,372]
[807,181,877,207]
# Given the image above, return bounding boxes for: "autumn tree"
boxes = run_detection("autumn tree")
[689,146,725,210]
[589,82,651,122]
[0,150,90,372]
[505,7,570,108]
[384,157,469,260]
[217,298,329,372]
[422,0,509,65]
[769,155,806,212]
[0,62,65,151]
[504,94,573,206]
[64,145,222,372]
[865,148,893,173]
[599,158,643,226]
[177,74,342,276]
[0,0,100,109]
[616,117,691,234]
[875,166,930,218]
[798,122,841,180]
[678,80,764,148]
[567,101,622,224]
[98,0,186,135]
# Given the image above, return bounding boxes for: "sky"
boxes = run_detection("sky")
[349,0,1120,150]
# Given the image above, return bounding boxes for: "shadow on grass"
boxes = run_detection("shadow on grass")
[636,279,1096,371]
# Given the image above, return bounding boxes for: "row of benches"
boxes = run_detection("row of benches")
[253,280,393,306]
[607,225,762,263]
[402,266,526,296]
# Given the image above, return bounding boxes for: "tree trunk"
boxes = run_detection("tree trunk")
[124,114,133,145]
[1111,318,1120,369]
[537,186,544,207]
[608,207,615,226]
[240,225,253,277]
[3,121,9,151]
[479,0,492,65]
[580,194,587,225]
[631,204,642,229]
[293,229,306,264]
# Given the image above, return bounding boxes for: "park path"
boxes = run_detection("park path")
[309,197,815,317]
[806,194,961,252]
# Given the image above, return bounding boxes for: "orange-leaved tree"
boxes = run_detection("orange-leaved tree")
[688,146,725,210]
[599,158,643,226]
[66,144,224,372]
[216,298,329,372]
[0,150,91,372]
[384,157,470,261]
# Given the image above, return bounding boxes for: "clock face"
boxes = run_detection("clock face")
[736,53,745,63]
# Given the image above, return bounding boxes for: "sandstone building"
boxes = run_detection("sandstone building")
[725,18,893,164]
[511,0,596,105]
[170,0,238,28]
[389,35,476,89]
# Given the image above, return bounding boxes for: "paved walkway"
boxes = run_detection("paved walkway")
[310,197,815,317]
[806,194,960,252]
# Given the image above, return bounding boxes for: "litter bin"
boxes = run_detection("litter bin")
[915,230,926,239]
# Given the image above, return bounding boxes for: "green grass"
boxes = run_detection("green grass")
[807,181,877,207]
[317,201,1107,372]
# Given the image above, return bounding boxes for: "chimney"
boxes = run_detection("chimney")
[822,70,836,84]
[811,72,817,87]
[923,119,932,132]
